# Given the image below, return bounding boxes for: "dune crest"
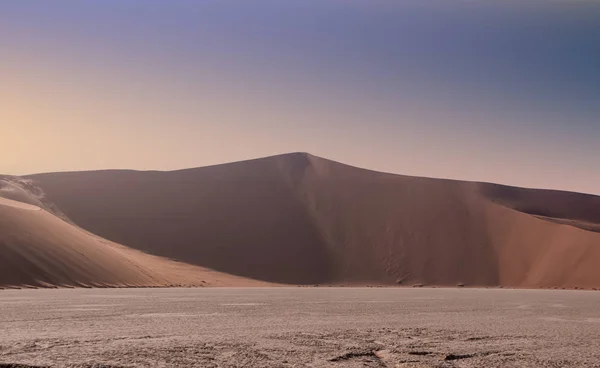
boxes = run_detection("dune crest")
[0,196,40,211]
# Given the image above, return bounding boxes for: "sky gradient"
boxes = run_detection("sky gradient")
[1,1,599,194]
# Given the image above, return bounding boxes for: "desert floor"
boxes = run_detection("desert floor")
[1,287,599,367]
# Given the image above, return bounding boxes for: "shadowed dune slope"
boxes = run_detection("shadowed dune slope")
[28,157,332,284]
[0,188,266,288]
[26,153,600,288]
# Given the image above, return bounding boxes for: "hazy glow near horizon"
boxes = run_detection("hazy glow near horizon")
[1,1,599,194]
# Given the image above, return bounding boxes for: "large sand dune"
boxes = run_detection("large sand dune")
[21,153,600,289]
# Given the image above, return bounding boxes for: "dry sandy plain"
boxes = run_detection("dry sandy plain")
[2,287,600,367]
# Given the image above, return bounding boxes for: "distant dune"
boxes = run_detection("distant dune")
[0,177,268,288]
[11,152,598,289]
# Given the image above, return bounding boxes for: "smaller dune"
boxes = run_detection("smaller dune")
[0,195,267,288]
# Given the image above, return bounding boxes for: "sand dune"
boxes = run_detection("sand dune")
[22,153,600,289]
[0,180,267,288]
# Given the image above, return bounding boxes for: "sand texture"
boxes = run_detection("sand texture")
[2,288,600,367]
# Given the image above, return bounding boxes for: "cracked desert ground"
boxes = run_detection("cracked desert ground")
[2,287,600,367]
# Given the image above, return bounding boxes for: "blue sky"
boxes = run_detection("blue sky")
[1,1,599,194]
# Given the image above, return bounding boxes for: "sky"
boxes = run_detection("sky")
[1,1,599,194]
